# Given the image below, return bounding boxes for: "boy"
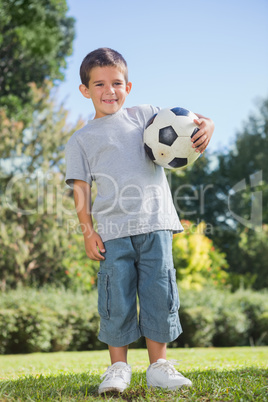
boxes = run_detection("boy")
[65,48,214,394]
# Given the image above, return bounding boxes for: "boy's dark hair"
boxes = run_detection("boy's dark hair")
[80,48,128,87]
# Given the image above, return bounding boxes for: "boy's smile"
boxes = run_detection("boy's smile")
[79,66,132,119]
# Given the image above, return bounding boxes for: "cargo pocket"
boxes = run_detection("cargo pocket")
[168,268,179,313]
[97,272,110,320]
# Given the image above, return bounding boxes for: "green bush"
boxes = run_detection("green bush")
[0,286,102,354]
[0,286,267,354]
[212,304,250,347]
[255,312,268,345]
[172,221,229,290]
[177,306,215,347]
[231,289,268,345]
[172,287,268,348]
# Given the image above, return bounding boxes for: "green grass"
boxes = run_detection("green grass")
[0,347,267,401]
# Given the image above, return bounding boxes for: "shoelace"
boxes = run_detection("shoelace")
[152,359,183,377]
[100,365,130,381]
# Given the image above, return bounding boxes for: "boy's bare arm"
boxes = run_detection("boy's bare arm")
[73,179,105,261]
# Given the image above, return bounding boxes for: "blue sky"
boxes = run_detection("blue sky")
[58,0,268,151]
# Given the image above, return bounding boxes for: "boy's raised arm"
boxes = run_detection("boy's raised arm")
[73,180,106,261]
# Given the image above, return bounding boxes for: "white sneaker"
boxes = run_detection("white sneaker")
[146,359,192,390]
[98,362,132,394]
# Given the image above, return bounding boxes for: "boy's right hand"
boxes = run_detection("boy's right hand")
[84,231,106,261]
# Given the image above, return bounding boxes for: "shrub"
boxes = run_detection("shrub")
[212,304,250,347]
[231,289,268,345]
[173,287,268,348]
[172,221,229,289]
[62,233,99,292]
[0,286,102,354]
[0,286,267,353]
[255,312,268,345]
[176,306,215,347]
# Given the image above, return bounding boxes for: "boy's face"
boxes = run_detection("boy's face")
[79,66,132,119]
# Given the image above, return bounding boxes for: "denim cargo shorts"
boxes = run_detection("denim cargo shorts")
[97,230,182,347]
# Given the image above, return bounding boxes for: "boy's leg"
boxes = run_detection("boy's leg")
[109,339,166,365]
[134,231,192,389]
[97,237,141,347]
[109,345,128,364]
[136,231,182,343]
[97,237,140,394]
[145,338,192,390]
[146,338,166,364]
[99,344,131,394]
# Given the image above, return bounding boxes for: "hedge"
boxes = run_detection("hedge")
[0,286,267,354]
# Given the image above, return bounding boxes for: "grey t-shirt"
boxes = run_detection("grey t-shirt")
[65,105,183,242]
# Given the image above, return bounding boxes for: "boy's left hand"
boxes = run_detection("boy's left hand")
[192,114,215,154]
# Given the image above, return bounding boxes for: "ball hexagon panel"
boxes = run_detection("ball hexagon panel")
[153,108,176,129]
[153,142,175,165]
[143,124,159,148]
[188,150,200,165]
[172,116,197,137]
[171,136,193,157]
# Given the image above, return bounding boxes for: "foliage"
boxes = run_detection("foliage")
[1,286,267,354]
[0,286,102,354]
[217,97,268,224]
[0,0,267,295]
[0,0,75,122]
[231,225,268,290]
[0,0,80,290]
[0,84,84,290]
[214,97,268,289]
[170,97,268,290]
[62,233,99,292]
[172,220,228,289]
[171,97,267,230]
[178,306,215,347]
[173,287,268,349]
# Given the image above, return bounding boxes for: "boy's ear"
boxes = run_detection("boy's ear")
[79,84,91,99]
[126,82,132,95]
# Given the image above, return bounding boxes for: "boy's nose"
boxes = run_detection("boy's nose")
[105,86,115,95]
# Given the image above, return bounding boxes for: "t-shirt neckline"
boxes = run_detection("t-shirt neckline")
[87,108,124,125]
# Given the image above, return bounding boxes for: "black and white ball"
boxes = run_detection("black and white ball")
[144,107,200,169]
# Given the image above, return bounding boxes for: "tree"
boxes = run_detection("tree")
[235,225,268,290]
[0,83,84,290]
[0,1,78,290]
[170,97,268,289]
[0,0,75,121]
[216,98,268,226]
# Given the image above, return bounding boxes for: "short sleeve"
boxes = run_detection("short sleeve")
[136,105,161,128]
[65,136,92,188]
[142,105,161,122]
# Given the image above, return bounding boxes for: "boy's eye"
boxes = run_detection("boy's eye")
[114,82,123,86]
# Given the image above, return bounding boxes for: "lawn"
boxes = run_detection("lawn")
[0,347,267,401]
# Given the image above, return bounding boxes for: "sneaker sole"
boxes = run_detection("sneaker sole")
[98,386,128,394]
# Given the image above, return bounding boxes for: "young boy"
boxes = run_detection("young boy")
[65,48,214,394]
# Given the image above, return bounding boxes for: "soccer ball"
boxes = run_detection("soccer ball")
[144,107,200,169]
